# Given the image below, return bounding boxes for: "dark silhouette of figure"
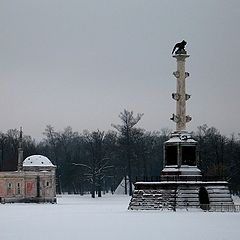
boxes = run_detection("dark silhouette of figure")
[172,40,187,54]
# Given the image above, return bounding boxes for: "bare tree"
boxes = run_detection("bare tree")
[43,125,62,193]
[74,130,113,198]
[112,109,143,196]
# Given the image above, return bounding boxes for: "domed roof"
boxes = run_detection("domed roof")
[23,155,54,167]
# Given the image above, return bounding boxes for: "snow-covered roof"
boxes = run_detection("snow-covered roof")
[165,136,197,143]
[165,131,197,144]
[162,166,201,172]
[23,155,54,167]
[135,181,228,185]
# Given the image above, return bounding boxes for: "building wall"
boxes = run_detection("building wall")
[0,170,56,203]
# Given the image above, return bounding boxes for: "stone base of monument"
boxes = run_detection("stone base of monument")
[161,165,202,177]
[128,181,234,211]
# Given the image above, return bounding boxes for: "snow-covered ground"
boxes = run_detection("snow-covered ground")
[1,194,240,240]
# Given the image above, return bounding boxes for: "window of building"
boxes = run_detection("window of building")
[17,183,21,194]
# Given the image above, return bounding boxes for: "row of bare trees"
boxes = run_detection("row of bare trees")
[0,110,240,196]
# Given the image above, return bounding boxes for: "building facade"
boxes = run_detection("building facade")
[0,155,56,203]
[0,129,56,203]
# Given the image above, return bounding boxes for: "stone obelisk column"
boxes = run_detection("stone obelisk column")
[17,127,23,171]
[171,52,191,131]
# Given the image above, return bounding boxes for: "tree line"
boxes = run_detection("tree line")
[0,110,240,196]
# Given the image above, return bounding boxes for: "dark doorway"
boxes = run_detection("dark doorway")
[199,187,210,210]
[182,146,196,165]
[37,176,40,198]
[165,145,178,165]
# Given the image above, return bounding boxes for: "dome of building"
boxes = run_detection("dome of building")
[23,155,54,167]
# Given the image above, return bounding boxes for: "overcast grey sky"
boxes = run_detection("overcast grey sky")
[0,0,240,139]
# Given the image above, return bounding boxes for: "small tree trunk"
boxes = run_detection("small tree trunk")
[92,175,96,198]
[97,177,102,197]
[124,175,127,195]
[98,187,101,197]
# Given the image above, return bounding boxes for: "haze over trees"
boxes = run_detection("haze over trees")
[0,110,240,196]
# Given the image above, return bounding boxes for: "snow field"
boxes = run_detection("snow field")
[1,194,240,240]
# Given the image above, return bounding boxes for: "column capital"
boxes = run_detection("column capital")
[173,54,190,61]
